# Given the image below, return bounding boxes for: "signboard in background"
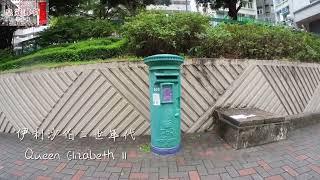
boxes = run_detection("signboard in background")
[38,0,47,25]
[1,0,48,27]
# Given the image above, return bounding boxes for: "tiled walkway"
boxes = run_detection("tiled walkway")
[1,124,320,180]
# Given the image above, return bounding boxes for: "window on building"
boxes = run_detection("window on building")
[281,6,290,15]
[242,0,253,9]
[172,0,190,5]
[265,5,269,9]
[257,8,263,15]
[247,0,253,8]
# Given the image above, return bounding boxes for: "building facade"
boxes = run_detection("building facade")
[147,0,258,20]
[0,0,49,53]
[273,0,291,23]
[147,0,192,11]
[200,0,257,20]
[256,0,275,22]
[291,0,320,33]
[1,0,37,26]
[0,0,17,25]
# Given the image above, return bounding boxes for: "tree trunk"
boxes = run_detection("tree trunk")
[227,1,242,21]
[227,2,238,20]
[0,26,17,50]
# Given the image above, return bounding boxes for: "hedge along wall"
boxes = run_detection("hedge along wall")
[0,59,320,136]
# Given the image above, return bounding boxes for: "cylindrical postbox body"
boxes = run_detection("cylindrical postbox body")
[144,54,184,155]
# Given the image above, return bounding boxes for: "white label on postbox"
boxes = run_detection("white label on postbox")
[153,93,160,106]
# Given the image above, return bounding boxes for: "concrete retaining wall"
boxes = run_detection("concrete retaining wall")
[0,59,320,136]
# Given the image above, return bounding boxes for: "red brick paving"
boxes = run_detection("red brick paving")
[198,149,214,157]
[129,172,149,179]
[265,175,284,180]
[14,160,24,166]
[238,168,256,176]
[1,124,320,179]
[258,160,272,171]
[310,164,320,174]
[296,154,309,160]
[176,157,186,165]
[223,143,232,150]
[11,170,24,176]
[128,150,138,158]
[36,176,52,180]
[116,162,132,168]
[282,165,299,176]
[286,145,295,152]
[71,170,85,180]
[188,171,201,180]
[223,155,233,161]
[55,162,67,173]
[41,160,49,164]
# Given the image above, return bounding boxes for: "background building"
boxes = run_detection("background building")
[273,0,290,23]
[201,0,257,20]
[148,0,258,20]
[256,0,275,22]
[0,0,49,53]
[1,0,38,26]
[0,0,17,25]
[291,0,320,33]
[147,0,192,11]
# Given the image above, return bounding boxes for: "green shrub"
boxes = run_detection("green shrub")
[295,33,320,61]
[37,16,118,47]
[0,38,128,71]
[197,24,320,61]
[76,40,128,60]
[122,11,210,56]
[0,49,14,64]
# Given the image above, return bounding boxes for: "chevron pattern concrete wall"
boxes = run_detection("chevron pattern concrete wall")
[0,59,320,136]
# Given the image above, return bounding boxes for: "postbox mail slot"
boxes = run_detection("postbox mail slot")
[155,73,179,82]
[157,76,178,80]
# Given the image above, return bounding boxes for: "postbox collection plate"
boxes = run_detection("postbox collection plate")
[161,83,174,103]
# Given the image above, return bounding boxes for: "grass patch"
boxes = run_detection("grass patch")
[0,38,129,72]
[0,56,143,74]
[139,143,151,153]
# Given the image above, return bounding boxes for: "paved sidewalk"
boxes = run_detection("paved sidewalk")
[1,124,320,180]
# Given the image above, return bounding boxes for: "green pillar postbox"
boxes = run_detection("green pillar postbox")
[144,54,184,155]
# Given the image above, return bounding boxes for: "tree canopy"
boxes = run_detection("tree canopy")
[49,0,83,16]
[49,0,171,18]
[195,0,243,20]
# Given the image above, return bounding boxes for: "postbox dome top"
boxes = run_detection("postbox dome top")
[144,54,184,67]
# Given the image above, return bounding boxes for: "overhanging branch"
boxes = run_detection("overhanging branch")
[236,1,242,13]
